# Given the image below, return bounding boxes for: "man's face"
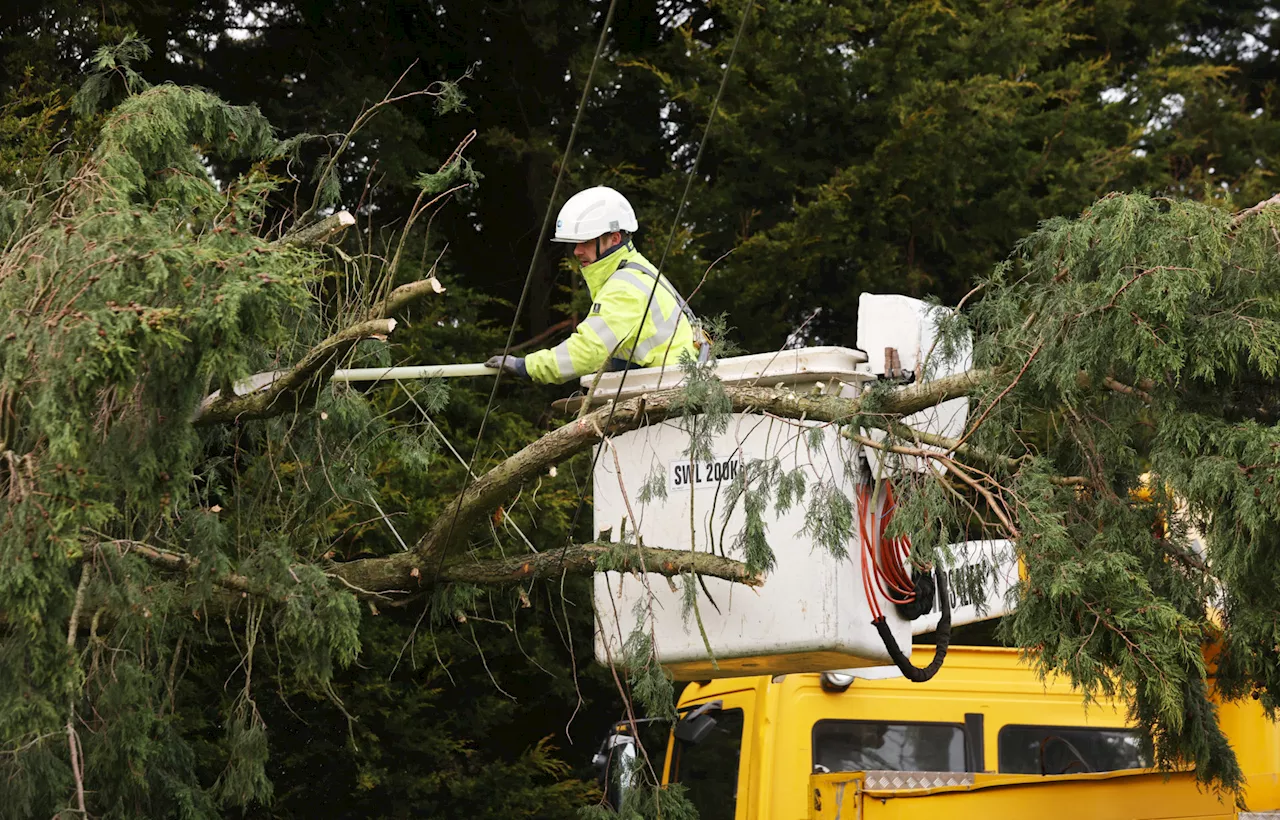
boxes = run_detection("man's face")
[572,231,622,266]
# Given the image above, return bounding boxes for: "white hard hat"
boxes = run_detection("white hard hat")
[551,186,638,243]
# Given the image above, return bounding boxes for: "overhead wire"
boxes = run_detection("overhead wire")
[555,0,756,572]
[396,380,539,553]
[430,0,622,579]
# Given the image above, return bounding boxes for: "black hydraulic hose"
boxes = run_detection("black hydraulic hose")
[872,565,951,682]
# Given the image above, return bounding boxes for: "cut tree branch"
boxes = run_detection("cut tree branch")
[120,368,992,602]
[273,210,356,248]
[1232,193,1280,228]
[878,419,1009,468]
[66,565,89,817]
[195,319,396,424]
[1103,375,1154,404]
[848,431,1024,536]
[193,269,447,425]
[953,341,1041,451]
[99,540,255,595]
[856,421,1089,487]
[428,543,756,588]
[99,537,758,602]
[368,275,446,320]
[1075,370,1156,404]
[412,367,991,564]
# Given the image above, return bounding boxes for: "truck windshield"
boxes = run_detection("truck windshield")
[812,720,967,773]
[670,707,744,820]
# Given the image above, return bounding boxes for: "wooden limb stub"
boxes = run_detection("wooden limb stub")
[274,210,356,248]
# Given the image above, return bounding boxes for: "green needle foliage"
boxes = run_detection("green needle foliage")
[0,40,610,818]
[878,191,1280,792]
[0,42,366,815]
[10,9,1280,812]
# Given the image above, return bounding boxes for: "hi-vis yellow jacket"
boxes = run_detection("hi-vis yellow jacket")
[525,242,698,385]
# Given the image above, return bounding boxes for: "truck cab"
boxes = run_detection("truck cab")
[652,645,1280,820]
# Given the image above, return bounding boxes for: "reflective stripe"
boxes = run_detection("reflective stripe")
[609,270,668,321]
[585,314,625,355]
[553,341,575,378]
[607,270,677,353]
[619,261,696,326]
[634,315,678,358]
[608,270,650,293]
[605,263,695,364]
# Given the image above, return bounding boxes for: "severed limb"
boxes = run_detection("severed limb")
[273,210,356,248]
[99,538,758,603]
[413,368,992,564]
[194,267,448,424]
[194,318,397,424]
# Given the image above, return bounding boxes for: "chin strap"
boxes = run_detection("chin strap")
[595,236,628,262]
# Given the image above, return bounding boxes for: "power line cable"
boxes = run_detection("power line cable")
[555,0,755,570]
[429,0,622,579]
[397,380,538,553]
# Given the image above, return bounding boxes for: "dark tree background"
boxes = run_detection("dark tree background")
[4,0,1280,815]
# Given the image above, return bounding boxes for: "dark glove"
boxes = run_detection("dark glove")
[484,354,529,380]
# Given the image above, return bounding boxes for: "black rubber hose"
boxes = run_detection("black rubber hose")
[873,564,951,683]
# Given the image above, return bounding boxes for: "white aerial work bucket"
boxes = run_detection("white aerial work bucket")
[589,346,900,679]
[586,297,1009,681]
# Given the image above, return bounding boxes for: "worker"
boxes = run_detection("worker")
[484,186,705,383]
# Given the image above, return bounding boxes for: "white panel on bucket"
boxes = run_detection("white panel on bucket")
[590,347,925,680]
[858,294,934,376]
[774,540,1022,682]
[856,294,973,475]
[911,539,1020,635]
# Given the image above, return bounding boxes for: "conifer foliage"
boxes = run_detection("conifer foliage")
[885,191,1280,791]
[0,41,368,815]
[0,42,736,816]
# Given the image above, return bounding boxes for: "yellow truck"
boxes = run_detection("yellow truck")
[599,645,1280,819]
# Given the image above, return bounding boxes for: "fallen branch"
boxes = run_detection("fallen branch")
[940,458,1021,538]
[192,266,448,425]
[953,341,1041,451]
[849,430,1023,536]
[66,565,90,817]
[867,419,1089,486]
[100,540,255,595]
[369,275,446,320]
[94,537,757,602]
[414,368,992,563]
[439,543,758,587]
[850,430,1088,488]
[1103,375,1154,404]
[195,318,396,424]
[878,419,1010,469]
[104,368,993,602]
